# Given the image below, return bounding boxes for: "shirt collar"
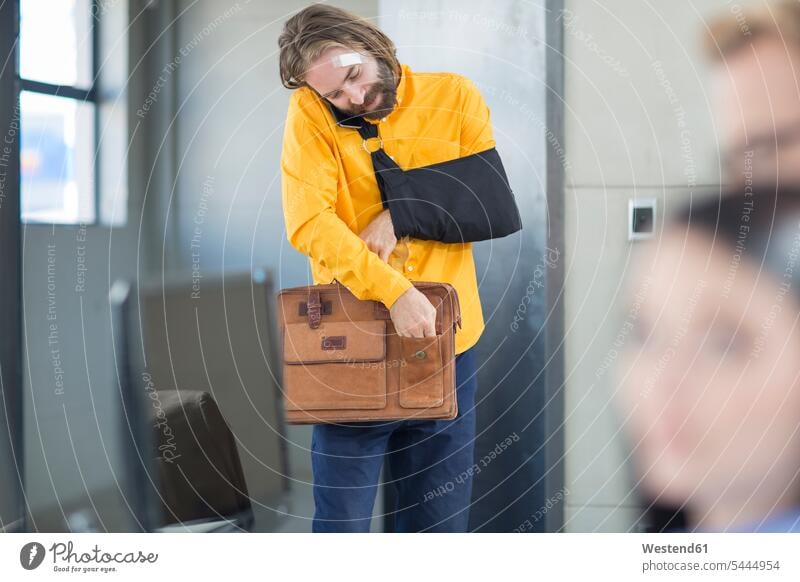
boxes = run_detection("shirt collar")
[324,63,409,128]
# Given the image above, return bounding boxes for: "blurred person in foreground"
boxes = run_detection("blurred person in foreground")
[705,0,800,187]
[617,190,800,532]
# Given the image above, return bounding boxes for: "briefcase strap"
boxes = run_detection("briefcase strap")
[307,290,321,329]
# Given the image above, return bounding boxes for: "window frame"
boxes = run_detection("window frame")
[18,0,101,226]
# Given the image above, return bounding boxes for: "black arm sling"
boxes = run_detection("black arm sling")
[329,103,522,243]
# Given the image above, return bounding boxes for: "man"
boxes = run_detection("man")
[704,0,800,186]
[278,4,495,532]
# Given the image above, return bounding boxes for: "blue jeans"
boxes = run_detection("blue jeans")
[310,347,478,532]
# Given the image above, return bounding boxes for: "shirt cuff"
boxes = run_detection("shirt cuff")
[377,274,414,309]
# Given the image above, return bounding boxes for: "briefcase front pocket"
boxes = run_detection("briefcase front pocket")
[398,335,445,409]
[282,320,387,411]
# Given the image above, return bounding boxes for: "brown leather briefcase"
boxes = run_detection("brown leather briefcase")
[276,281,462,424]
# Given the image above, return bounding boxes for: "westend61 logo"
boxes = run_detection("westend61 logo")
[19,541,158,574]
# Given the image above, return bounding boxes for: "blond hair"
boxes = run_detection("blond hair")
[704,0,800,62]
[277,3,400,90]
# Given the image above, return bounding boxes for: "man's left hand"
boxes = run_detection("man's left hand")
[359,209,397,262]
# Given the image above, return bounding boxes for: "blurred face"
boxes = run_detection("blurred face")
[715,37,800,186]
[304,46,397,119]
[617,227,800,527]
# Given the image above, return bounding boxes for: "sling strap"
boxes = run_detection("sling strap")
[331,104,522,243]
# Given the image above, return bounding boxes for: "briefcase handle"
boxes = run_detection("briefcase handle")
[299,280,449,334]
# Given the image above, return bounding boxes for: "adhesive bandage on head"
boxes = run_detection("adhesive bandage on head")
[332,52,363,68]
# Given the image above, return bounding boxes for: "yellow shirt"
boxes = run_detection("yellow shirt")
[280,63,495,354]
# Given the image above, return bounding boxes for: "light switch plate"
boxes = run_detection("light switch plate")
[629,198,656,241]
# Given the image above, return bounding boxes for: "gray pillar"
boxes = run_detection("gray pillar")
[379,0,565,532]
[0,0,24,533]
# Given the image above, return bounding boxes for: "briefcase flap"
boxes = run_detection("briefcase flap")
[283,320,386,364]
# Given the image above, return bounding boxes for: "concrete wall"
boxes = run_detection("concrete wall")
[560,0,760,531]
[22,0,144,518]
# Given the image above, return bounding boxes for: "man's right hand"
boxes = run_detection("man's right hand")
[389,286,437,338]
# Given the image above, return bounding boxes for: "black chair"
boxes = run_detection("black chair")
[151,390,254,531]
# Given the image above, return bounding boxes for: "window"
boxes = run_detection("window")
[18,0,128,225]
[19,0,96,224]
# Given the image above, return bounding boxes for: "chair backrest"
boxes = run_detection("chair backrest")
[149,389,252,525]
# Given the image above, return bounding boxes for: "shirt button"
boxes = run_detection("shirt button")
[407,265,414,272]
[381,117,387,122]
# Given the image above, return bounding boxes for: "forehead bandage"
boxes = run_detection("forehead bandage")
[332,52,363,68]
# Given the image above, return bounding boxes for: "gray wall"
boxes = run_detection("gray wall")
[21,0,144,519]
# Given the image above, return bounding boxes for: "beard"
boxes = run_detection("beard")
[346,59,398,119]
